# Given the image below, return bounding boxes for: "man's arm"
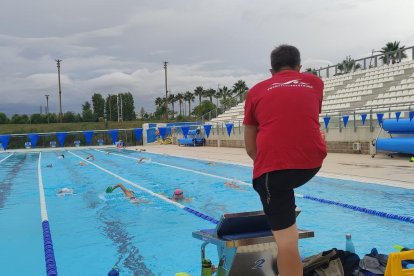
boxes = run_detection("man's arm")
[244,124,257,161]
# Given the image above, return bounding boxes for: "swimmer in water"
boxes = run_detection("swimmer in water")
[86,154,95,160]
[107,183,147,204]
[170,189,192,203]
[79,161,86,166]
[46,164,53,168]
[58,154,65,159]
[224,180,241,189]
[137,157,150,164]
[57,188,74,196]
[207,161,216,165]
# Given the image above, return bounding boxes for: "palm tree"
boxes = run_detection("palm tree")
[168,93,176,118]
[184,91,195,116]
[305,68,318,76]
[155,97,163,107]
[194,86,204,105]
[232,80,249,101]
[213,89,221,108]
[380,41,407,65]
[337,56,361,74]
[204,88,216,103]
[175,93,184,116]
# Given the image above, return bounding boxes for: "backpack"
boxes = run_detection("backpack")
[303,249,345,276]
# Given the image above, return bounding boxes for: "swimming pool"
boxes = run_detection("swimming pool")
[0,148,413,275]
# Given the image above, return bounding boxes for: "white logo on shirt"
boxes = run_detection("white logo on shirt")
[267,79,313,91]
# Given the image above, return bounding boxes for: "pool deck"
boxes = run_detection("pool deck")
[130,145,414,189]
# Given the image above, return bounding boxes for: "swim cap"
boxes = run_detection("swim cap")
[174,189,183,195]
[108,267,119,276]
[106,186,114,193]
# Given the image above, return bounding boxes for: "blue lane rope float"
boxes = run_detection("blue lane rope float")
[301,194,414,224]
[38,153,58,276]
[183,207,219,224]
[42,221,58,276]
[69,151,220,226]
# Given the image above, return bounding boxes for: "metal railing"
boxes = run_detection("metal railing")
[316,46,414,78]
[198,91,245,123]
[320,102,413,132]
[2,128,143,150]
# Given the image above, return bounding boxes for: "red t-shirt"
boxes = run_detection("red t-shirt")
[243,70,327,179]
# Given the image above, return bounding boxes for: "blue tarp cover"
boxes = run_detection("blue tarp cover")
[28,133,39,148]
[109,129,119,144]
[83,131,94,145]
[56,132,67,147]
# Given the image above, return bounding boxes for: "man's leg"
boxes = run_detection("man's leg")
[273,223,302,276]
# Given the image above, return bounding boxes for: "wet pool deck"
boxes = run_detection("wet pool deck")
[130,145,414,189]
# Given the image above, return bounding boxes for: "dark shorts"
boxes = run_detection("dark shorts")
[252,167,320,231]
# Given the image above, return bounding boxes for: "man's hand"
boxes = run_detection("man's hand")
[244,124,257,161]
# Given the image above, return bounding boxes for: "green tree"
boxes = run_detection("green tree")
[192,100,216,117]
[155,97,163,108]
[82,101,94,122]
[63,111,77,123]
[92,93,105,121]
[194,86,204,105]
[0,112,9,124]
[105,94,118,121]
[139,107,145,119]
[184,91,195,116]
[175,93,184,116]
[47,113,58,123]
[11,114,29,124]
[168,93,176,118]
[30,113,46,124]
[221,97,238,110]
[305,68,318,76]
[217,86,232,109]
[380,41,407,65]
[204,88,216,103]
[337,56,361,74]
[232,80,249,101]
[154,105,167,119]
[120,92,135,121]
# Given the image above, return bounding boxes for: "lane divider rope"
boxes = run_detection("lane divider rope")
[68,151,219,224]
[0,153,14,164]
[94,149,252,186]
[38,152,58,276]
[93,150,414,225]
[297,193,414,224]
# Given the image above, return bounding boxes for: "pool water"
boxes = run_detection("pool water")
[0,149,413,275]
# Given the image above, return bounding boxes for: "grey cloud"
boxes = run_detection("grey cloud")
[1,0,414,116]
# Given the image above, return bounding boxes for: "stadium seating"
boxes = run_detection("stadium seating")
[207,60,414,125]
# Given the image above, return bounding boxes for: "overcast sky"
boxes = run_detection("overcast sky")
[1,0,413,116]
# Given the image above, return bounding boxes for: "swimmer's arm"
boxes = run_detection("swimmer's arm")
[113,183,130,195]
[244,125,257,161]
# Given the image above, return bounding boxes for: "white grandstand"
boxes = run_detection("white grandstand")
[207,59,414,125]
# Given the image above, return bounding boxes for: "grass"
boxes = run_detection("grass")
[0,121,150,135]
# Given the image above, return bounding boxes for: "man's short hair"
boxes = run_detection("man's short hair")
[270,45,301,72]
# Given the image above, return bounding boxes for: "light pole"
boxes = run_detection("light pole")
[45,94,50,124]
[56,59,63,122]
[163,61,169,119]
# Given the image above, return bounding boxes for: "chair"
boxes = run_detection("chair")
[385,250,414,276]
[24,142,31,149]
[177,129,206,147]
[74,140,81,147]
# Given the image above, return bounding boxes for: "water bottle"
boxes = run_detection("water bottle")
[202,259,213,276]
[345,234,355,253]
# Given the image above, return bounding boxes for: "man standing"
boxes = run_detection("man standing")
[244,45,327,276]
